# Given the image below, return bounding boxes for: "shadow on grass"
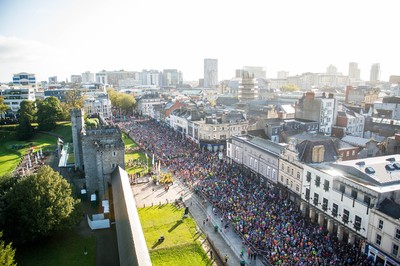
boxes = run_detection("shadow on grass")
[168,220,184,232]
[151,238,164,249]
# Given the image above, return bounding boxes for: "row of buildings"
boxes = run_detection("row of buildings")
[131,87,400,264]
[0,72,112,119]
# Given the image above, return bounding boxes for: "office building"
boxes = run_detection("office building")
[370,63,381,82]
[204,58,218,88]
[12,72,36,88]
[348,62,361,80]
[82,71,95,83]
[277,71,289,79]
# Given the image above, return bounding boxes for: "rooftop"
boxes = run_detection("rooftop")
[330,155,400,191]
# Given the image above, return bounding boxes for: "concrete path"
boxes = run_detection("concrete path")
[132,176,266,266]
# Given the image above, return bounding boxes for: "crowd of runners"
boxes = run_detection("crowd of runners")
[118,118,373,265]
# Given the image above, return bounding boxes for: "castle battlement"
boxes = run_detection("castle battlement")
[84,126,121,136]
[93,141,125,149]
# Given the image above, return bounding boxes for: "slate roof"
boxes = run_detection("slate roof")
[290,132,339,163]
[247,136,287,155]
[342,135,375,147]
[377,198,400,219]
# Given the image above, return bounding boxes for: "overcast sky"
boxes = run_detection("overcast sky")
[0,0,399,83]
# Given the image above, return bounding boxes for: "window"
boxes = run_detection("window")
[396,228,400,240]
[297,172,300,179]
[291,168,294,175]
[340,184,345,193]
[113,151,117,157]
[296,184,300,192]
[354,216,362,231]
[324,180,330,191]
[315,176,321,187]
[322,198,328,211]
[342,209,349,224]
[332,203,338,217]
[313,193,319,206]
[287,166,289,173]
[378,219,384,230]
[393,244,399,257]
[306,171,311,182]
[305,188,310,200]
[376,234,382,245]
[281,163,284,170]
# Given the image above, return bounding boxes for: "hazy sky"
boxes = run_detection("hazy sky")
[0,0,399,83]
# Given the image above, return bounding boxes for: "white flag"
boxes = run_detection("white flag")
[152,154,155,165]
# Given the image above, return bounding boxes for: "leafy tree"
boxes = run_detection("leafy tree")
[15,116,34,140]
[0,232,16,266]
[2,166,81,244]
[36,97,63,131]
[107,88,118,105]
[16,100,36,140]
[0,174,18,227]
[61,89,86,119]
[119,93,136,114]
[107,88,136,115]
[0,97,9,114]
[18,100,36,123]
[281,84,300,92]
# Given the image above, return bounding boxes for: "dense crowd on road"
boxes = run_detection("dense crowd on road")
[119,118,372,265]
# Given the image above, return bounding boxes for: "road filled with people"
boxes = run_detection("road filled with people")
[119,118,372,265]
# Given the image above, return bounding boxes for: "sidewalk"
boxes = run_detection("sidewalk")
[132,176,265,266]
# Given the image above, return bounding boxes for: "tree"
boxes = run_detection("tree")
[281,84,300,92]
[0,232,16,266]
[62,89,86,119]
[0,97,9,114]
[107,88,136,115]
[2,166,81,244]
[15,116,34,140]
[36,97,63,131]
[18,100,36,123]
[16,100,36,140]
[118,93,136,114]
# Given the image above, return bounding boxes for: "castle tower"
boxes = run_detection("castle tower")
[70,108,85,170]
[82,127,125,199]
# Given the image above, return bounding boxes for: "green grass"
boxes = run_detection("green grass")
[123,133,151,175]
[138,204,210,266]
[0,132,57,177]
[16,230,95,266]
[53,122,72,143]
[122,132,137,149]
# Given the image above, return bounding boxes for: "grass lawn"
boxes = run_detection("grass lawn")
[123,132,152,175]
[53,121,72,143]
[0,122,73,176]
[138,204,211,266]
[0,131,57,177]
[16,230,95,266]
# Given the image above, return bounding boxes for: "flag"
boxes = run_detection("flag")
[152,154,155,165]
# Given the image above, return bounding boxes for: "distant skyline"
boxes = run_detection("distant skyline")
[0,0,399,83]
